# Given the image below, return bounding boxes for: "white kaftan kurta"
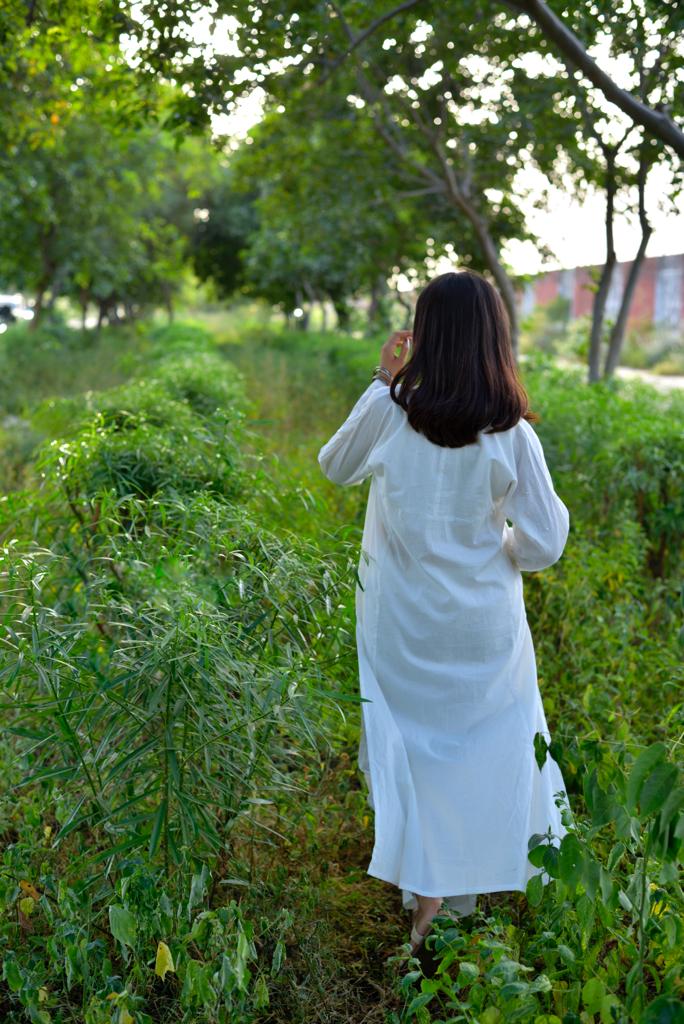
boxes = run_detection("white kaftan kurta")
[318,379,571,907]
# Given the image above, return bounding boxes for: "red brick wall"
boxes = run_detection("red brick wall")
[629,258,656,323]
[573,267,596,318]
[534,273,560,306]
[524,254,684,329]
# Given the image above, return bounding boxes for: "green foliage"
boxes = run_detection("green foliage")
[389,737,682,1022]
[0,322,348,1021]
[0,318,140,415]
[0,855,292,1023]
[0,111,187,322]
[1,314,683,1022]
[226,95,432,318]
[523,358,684,579]
[0,319,151,493]
[520,296,571,355]
[0,17,234,327]
[188,172,258,301]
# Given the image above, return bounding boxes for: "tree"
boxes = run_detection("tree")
[226,91,440,327]
[188,170,257,302]
[0,23,204,325]
[303,0,684,157]
[503,0,684,159]
[549,1,682,380]
[208,1,579,352]
[0,111,187,326]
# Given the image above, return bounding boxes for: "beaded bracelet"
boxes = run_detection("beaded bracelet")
[371,365,392,385]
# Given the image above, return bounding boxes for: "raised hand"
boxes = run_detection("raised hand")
[380,330,412,380]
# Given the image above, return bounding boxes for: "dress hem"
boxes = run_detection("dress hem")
[367,863,546,899]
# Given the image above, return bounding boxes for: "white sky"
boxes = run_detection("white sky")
[195,11,684,277]
[503,161,684,275]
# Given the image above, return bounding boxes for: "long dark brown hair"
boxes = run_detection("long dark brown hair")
[390,270,535,447]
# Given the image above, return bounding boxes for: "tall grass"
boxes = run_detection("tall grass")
[0,322,351,1022]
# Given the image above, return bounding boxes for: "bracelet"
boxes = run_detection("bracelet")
[372,365,392,385]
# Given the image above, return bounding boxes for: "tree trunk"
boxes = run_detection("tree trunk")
[30,289,45,330]
[302,280,321,330]
[343,51,520,350]
[333,297,351,330]
[31,229,56,329]
[294,289,309,330]
[79,286,89,330]
[448,188,520,356]
[430,137,520,355]
[368,274,389,328]
[603,158,652,379]
[588,149,617,383]
[396,289,413,324]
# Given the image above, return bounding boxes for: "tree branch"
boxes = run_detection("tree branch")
[505,0,684,159]
[322,0,424,79]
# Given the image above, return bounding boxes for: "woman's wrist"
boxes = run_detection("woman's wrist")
[371,365,392,385]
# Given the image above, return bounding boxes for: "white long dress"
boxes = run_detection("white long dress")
[318,379,571,908]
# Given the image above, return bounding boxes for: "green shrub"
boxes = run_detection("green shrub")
[0,321,348,1022]
[0,320,144,417]
[524,359,684,579]
[227,323,684,1023]
[0,853,292,1024]
[2,316,682,1022]
[391,738,683,1023]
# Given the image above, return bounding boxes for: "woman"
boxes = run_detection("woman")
[318,271,570,953]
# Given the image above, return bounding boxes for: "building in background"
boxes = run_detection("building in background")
[520,253,684,335]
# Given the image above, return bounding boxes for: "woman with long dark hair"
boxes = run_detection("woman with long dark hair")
[318,271,570,953]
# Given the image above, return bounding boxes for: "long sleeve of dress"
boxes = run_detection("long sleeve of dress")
[502,419,569,572]
[318,380,391,486]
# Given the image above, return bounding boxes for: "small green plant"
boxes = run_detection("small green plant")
[0,854,294,1023]
[389,736,683,1023]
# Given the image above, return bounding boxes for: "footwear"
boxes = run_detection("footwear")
[409,902,442,954]
[410,919,429,954]
[409,912,442,978]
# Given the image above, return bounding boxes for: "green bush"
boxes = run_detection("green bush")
[524,359,684,579]
[391,737,683,1023]
[2,316,682,1023]
[0,321,348,1023]
[0,853,293,1023]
